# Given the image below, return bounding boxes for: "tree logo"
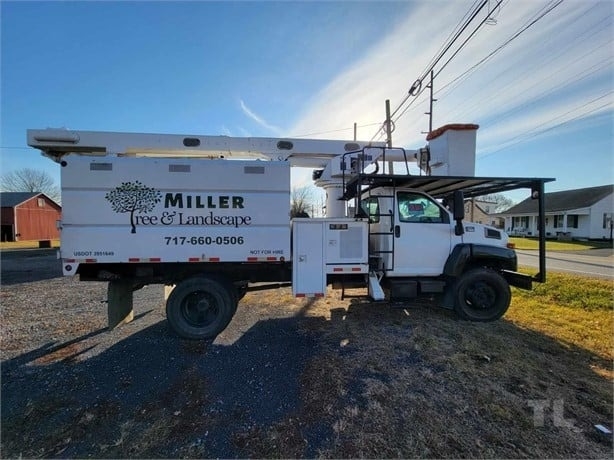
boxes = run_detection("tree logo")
[105,181,162,233]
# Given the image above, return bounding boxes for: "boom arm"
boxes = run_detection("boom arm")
[27,128,387,169]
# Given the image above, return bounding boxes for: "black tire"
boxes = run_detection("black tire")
[453,268,511,322]
[166,276,236,340]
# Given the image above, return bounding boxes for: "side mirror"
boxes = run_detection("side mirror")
[453,190,465,220]
[453,190,465,235]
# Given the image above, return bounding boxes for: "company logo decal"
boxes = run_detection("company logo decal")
[106,183,251,233]
[105,181,162,233]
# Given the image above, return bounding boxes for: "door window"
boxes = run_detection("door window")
[361,197,380,223]
[397,192,448,224]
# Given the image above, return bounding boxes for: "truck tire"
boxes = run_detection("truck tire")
[166,276,236,340]
[453,268,511,322]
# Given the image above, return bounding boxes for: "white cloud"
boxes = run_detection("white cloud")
[239,99,283,136]
[289,0,613,155]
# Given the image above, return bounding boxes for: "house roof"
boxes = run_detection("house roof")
[500,184,614,215]
[0,192,41,208]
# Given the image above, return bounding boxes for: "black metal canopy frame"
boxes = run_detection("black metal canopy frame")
[342,173,555,283]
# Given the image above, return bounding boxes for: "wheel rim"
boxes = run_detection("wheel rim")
[180,291,220,328]
[463,281,497,311]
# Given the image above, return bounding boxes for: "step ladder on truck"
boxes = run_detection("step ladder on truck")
[27,124,554,340]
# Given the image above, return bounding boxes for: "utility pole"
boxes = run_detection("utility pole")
[353,122,357,141]
[385,99,393,148]
[425,70,436,133]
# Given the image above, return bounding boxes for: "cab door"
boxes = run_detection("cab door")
[390,191,453,276]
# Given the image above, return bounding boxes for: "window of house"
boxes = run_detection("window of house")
[553,215,577,228]
[37,198,45,207]
[603,213,613,229]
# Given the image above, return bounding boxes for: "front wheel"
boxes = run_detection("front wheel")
[453,268,511,322]
[166,276,236,340]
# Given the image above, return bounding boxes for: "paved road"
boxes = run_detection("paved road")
[0,248,62,285]
[517,248,614,280]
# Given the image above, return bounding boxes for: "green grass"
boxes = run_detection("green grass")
[0,239,60,250]
[510,236,612,251]
[508,272,614,360]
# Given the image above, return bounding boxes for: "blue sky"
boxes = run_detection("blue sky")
[1,0,613,204]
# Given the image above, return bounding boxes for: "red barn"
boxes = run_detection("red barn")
[0,192,61,242]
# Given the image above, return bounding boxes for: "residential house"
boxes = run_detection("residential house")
[464,199,504,229]
[499,184,613,240]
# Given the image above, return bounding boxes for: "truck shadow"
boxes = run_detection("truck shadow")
[0,311,328,458]
[1,301,612,459]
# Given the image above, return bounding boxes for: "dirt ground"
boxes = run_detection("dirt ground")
[1,250,612,458]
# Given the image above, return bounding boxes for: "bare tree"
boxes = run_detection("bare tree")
[1,168,60,203]
[291,185,316,218]
[477,193,515,213]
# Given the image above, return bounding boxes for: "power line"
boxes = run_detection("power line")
[480,91,614,157]
[386,0,506,138]
[436,0,565,98]
[447,36,613,123]
[480,58,613,129]
[442,19,613,122]
[289,122,381,139]
[370,0,496,142]
[433,0,521,82]
[421,0,483,79]
[437,3,608,99]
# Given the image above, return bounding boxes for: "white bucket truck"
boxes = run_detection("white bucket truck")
[28,125,553,339]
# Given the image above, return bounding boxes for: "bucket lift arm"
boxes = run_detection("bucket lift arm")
[27,128,387,170]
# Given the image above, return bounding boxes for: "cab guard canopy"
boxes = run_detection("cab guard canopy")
[342,173,555,283]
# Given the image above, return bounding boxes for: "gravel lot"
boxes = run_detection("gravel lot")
[1,250,324,457]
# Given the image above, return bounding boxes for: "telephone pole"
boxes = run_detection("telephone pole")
[385,99,393,148]
[422,70,437,135]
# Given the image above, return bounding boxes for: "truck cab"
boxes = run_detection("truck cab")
[364,188,510,277]
[346,179,532,322]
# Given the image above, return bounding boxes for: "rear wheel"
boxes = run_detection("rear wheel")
[166,276,236,340]
[453,268,511,321]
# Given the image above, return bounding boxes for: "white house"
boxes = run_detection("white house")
[499,184,613,240]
